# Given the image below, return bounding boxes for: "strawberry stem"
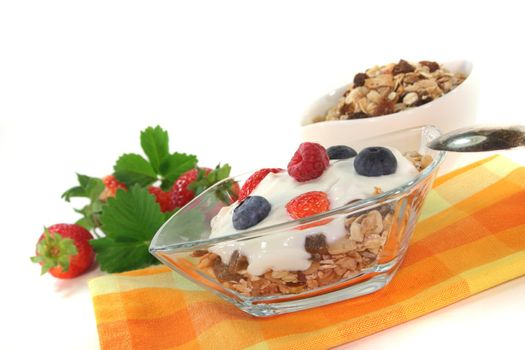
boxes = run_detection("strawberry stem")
[30,228,78,275]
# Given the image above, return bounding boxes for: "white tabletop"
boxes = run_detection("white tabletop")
[1,1,525,349]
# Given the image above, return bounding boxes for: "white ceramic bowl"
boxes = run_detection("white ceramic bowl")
[300,60,478,148]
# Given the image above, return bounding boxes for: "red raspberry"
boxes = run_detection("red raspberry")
[286,191,330,219]
[238,168,283,202]
[287,143,329,182]
[172,167,211,208]
[148,186,177,212]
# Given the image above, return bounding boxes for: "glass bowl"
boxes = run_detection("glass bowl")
[150,126,446,317]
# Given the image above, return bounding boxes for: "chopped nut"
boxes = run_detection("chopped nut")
[387,92,397,101]
[365,74,394,89]
[403,92,419,106]
[327,237,357,255]
[361,210,383,235]
[350,220,364,242]
[421,154,433,169]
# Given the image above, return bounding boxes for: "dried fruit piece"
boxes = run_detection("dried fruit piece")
[228,250,248,273]
[392,59,415,75]
[420,60,439,72]
[191,250,208,257]
[339,103,354,116]
[213,259,242,282]
[353,72,368,87]
[305,234,329,254]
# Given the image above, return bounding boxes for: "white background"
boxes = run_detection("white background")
[1,1,525,349]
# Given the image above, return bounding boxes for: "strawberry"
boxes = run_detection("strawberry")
[238,168,283,202]
[228,181,241,204]
[31,224,95,279]
[100,175,127,201]
[286,191,332,230]
[172,167,211,208]
[148,186,177,212]
[286,191,330,219]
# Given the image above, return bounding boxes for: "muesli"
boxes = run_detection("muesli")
[313,59,466,122]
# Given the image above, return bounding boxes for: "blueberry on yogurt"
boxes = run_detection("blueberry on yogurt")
[326,145,357,160]
[232,196,271,230]
[354,147,397,176]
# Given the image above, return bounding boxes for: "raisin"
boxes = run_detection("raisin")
[353,72,368,87]
[228,250,248,273]
[414,96,431,106]
[297,271,307,283]
[339,103,353,116]
[350,111,368,119]
[305,234,329,254]
[392,59,415,75]
[372,99,395,116]
[213,259,242,282]
[419,60,440,72]
[191,250,208,257]
[378,204,394,216]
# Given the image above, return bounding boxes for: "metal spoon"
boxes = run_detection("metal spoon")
[427,125,525,152]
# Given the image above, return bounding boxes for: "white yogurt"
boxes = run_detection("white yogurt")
[209,148,418,276]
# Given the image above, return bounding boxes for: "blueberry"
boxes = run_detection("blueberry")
[232,196,271,230]
[326,145,357,160]
[354,147,397,176]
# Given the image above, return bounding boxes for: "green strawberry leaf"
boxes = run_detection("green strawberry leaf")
[93,185,166,272]
[140,126,170,174]
[61,186,85,202]
[62,174,104,202]
[189,164,232,196]
[90,237,159,273]
[159,152,198,190]
[75,216,94,231]
[100,185,165,241]
[114,154,157,187]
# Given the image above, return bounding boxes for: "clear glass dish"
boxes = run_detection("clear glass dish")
[150,126,446,317]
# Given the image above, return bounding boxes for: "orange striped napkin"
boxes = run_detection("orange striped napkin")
[89,155,525,350]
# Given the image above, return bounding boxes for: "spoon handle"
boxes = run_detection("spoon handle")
[427,125,525,152]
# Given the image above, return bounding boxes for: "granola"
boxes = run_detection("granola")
[315,59,466,122]
[195,152,432,297]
